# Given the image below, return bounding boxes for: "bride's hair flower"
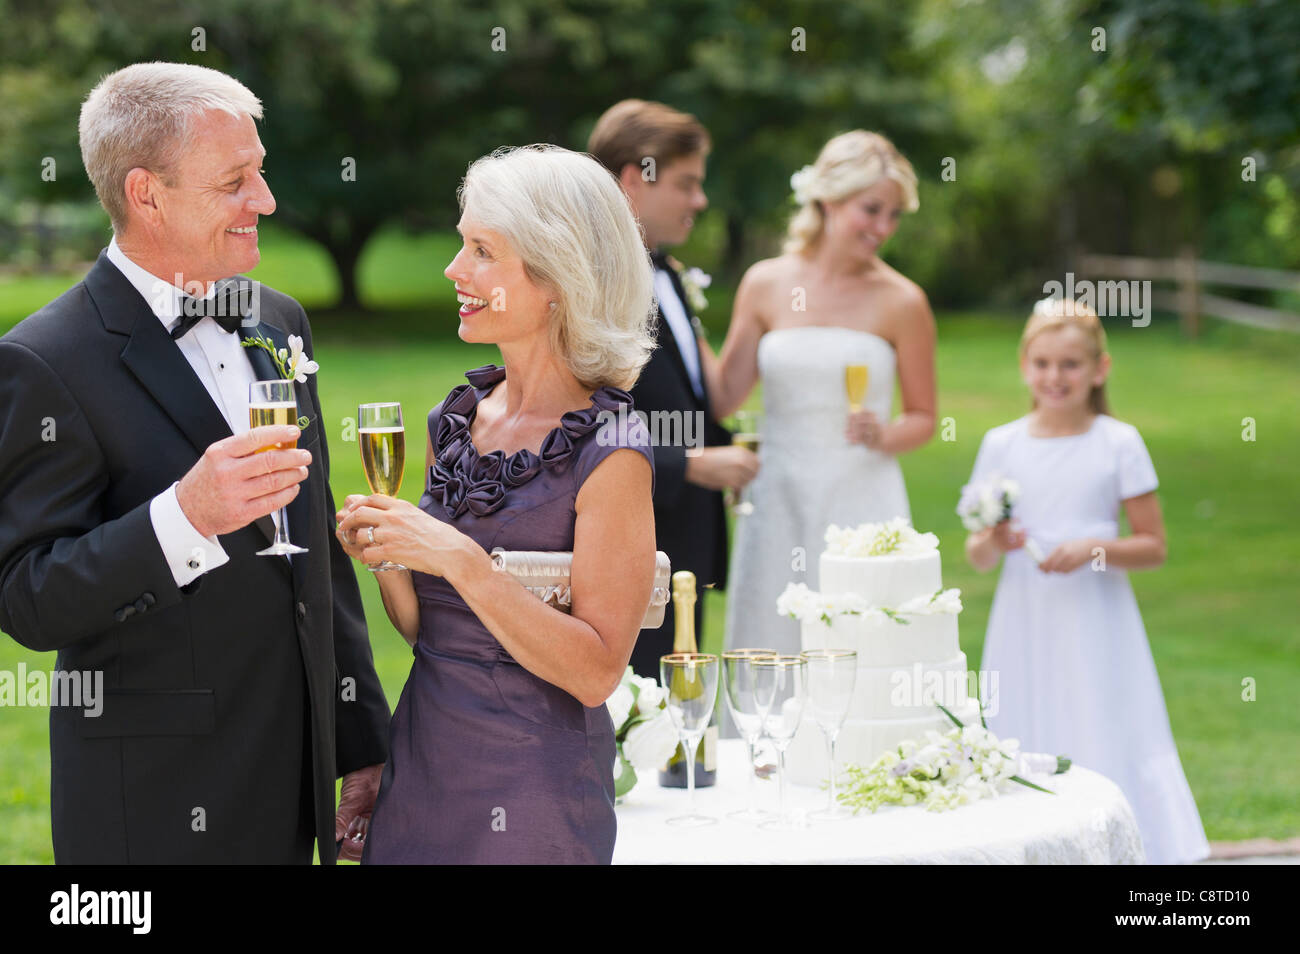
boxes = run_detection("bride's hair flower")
[790,164,817,205]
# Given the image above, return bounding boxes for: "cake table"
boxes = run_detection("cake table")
[612,740,1145,864]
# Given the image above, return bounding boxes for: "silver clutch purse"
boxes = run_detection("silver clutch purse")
[488,549,672,629]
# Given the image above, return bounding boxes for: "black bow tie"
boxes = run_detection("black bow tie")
[170,281,252,340]
[649,249,669,270]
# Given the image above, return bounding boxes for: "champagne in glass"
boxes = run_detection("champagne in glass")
[660,649,720,828]
[845,364,869,413]
[729,409,761,516]
[801,649,857,821]
[249,402,298,433]
[357,402,406,572]
[754,654,808,831]
[722,649,778,822]
[249,380,307,556]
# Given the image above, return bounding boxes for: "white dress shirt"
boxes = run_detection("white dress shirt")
[653,267,705,400]
[106,238,277,586]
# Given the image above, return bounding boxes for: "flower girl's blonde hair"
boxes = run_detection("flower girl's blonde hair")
[1020,297,1112,415]
[783,130,919,256]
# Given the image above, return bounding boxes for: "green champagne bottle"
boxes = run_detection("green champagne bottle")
[658,570,717,788]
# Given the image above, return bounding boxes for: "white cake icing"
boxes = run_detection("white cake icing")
[818,550,942,610]
[781,521,980,787]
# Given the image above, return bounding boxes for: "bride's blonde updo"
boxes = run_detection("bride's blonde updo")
[783,130,919,256]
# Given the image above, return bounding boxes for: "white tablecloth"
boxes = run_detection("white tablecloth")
[613,740,1145,864]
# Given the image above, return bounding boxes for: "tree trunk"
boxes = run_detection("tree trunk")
[328,239,365,312]
[724,213,748,284]
[318,221,378,312]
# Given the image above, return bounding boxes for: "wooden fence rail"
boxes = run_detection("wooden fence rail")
[1076,248,1300,337]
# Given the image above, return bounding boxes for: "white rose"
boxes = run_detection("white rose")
[895,593,930,615]
[776,582,808,617]
[978,491,1002,528]
[623,710,680,772]
[604,683,635,730]
[930,588,963,614]
[999,477,1020,503]
[634,678,667,712]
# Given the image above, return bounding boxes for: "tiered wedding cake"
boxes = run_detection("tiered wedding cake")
[780,520,981,787]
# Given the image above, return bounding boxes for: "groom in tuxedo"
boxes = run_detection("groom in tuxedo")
[588,100,758,676]
[0,63,390,863]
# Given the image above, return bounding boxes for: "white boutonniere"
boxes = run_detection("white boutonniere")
[242,331,319,430]
[666,255,711,314]
[281,334,321,383]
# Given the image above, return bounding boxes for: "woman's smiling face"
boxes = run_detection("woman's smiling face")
[1021,325,1109,411]
[444,211,553,345]
[822,178,904,261]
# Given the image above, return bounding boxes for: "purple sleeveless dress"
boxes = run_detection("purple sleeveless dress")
[362,364,653,864]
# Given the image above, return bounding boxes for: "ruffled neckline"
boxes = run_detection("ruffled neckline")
[427,364,634,518]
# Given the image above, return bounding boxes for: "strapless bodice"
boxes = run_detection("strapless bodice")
[756,326,897,447]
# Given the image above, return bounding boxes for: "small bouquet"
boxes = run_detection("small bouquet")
[605,667,680,798]
[956,475,1044,563]
[837,703,1071,814]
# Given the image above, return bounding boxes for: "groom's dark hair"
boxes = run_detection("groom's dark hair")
[587,99,710,181]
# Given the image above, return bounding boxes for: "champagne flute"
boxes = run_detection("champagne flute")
[845,364,869,413]
[801,649,857,821]
[722,649,778,822]
[729,409,761,516]
[249,380,307,556]
[754,654,808,831]
[357,402,406,572]
[660,652,720,827]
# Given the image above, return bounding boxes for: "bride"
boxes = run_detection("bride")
[704,130,937,655]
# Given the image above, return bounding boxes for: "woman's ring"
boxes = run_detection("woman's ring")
[367,526,376,545]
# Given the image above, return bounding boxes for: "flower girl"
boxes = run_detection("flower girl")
[962,298,1209,864]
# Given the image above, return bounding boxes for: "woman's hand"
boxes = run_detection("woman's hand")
[845,409,886,449]
[336,494,473,577]
[1038,538,1096,574]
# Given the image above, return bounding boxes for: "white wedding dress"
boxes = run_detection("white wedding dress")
[970,415,1210,864]
[724,326,911,657]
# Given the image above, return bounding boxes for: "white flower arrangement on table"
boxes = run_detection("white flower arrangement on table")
[956,474,1045,563]
[242,332,319,431]
[837,703,1071,814]
[605,666,680,798]
[824,518,939,558]
[776,581,962,627]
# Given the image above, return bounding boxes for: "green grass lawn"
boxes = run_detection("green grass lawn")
[1,228,1297,861]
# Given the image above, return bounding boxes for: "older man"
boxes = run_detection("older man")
[0,62,390,864]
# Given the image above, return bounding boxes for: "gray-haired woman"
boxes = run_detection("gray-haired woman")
[336,145,657,863]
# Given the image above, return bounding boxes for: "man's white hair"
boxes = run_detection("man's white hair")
[79,61,263,232]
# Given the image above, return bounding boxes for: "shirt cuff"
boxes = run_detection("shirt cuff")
[150,482,229,587]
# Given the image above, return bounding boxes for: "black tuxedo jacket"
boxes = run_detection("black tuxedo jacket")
[0,252,390,864]
[627,258,730,676]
